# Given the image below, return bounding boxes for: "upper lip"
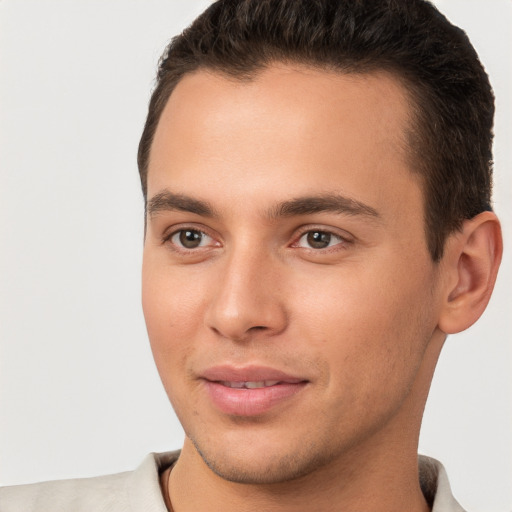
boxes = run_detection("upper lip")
[200,365,307,384]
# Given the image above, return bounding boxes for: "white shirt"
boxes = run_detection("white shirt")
[0,452,466,511]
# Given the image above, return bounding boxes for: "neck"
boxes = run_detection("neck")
[167,438,429,512]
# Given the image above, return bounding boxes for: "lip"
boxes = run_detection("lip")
[200,365,308,416]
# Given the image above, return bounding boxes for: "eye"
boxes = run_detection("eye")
[170,229,214,249]
[296,230,345,249]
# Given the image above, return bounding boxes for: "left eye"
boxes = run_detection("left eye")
[170,229,213,249]
[296,230,344,249]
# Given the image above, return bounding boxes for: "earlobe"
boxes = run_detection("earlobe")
[438,211,502,335]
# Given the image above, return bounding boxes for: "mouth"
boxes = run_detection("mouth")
[200,366,308,416]
[219,380,289,389]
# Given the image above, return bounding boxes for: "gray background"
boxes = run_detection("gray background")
[1,1,510,511]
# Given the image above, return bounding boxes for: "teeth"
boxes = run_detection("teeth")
[245,380,280,389]
[223,381,245,388]
[221,380,281,389]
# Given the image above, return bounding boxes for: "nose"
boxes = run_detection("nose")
[204,247,288,342]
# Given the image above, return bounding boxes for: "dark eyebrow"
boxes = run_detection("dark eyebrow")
[147,190,379,221]
[147,190,216,218]
[269,194,380,219]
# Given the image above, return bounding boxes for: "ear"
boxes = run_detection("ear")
[438,211,503,334]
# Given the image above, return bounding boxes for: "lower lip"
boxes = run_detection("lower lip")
[204,381,307,416]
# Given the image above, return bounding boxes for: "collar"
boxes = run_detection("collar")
[139,452,466,512]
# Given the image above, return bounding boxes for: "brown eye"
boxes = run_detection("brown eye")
[171,229,210,249]
[306,231,332,249]
[295,230,346,250]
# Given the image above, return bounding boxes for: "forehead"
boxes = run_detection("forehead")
[148,64,421,218]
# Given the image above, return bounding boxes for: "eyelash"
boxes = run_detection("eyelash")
[162,226,218,253]
[291,226,353,252]
[162,225,353,255]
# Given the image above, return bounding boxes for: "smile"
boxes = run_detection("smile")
[219,380,281,389]
[200,366,309,416]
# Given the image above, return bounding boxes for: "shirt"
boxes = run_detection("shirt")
[0,452,466,511]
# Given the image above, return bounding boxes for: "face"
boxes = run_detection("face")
[142,65,445,484]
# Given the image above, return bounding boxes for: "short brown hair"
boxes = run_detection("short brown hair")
[138,0,494,261]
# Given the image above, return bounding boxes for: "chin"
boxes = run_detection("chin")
[190,434,333,485]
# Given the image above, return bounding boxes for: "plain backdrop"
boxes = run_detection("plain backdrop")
[0,1,510,511]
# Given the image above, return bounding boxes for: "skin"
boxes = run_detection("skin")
[142,65,501,512]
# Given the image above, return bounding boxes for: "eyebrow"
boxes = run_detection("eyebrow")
[269,194,380,220]
[147,191,216,218]
[146,190,380,221]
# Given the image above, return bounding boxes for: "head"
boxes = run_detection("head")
[139,0,502,489]
[138,0,495,262]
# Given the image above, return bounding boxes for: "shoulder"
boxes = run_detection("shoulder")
[0,451,179,512]
[419,455,467,512]
[0,470,131,512]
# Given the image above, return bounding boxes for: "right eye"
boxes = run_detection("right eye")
[169,229,215,249]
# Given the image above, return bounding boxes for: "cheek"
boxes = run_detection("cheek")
[294,261,436,388]
[141,260,206,379]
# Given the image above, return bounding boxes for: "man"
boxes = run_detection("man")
[0,0,503,511]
